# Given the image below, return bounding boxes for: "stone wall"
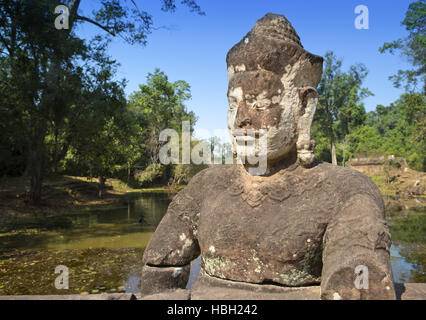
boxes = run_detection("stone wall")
[347,155,407,175]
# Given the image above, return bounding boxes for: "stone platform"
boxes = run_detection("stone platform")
[1,280,425,300]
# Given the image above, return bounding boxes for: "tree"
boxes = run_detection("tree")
[313,51,372,165]
[358,93,426,171]
[0,0,88,203]
[0,0,203,203]
[65,104,138,198]
[129,69,196,166]
[376,0,425,171]
[60,38,141,198]
[379,0,426,92]
[347,126,385,156]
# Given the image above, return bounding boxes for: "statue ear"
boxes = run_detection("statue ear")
[296,87,318,167]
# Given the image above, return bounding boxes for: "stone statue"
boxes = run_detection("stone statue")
[141,13,395,300]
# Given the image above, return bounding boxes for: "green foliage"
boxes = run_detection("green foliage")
[169,137,213,187]
[133,163,165,187]
[312,122,332,162]
[347,126,385,155]
[0,0,203,202]
[379,0,426,91]
[129,69,196,166]
[312,51,371,164]
[390,214,426,244]
[170,163,204,186]
[0,0,99,202]
[348,92,425,171]
[313,49,424,172]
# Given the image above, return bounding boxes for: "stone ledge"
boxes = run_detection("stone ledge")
[395,283,426,300]
[139,289,190,300]
[189,272,320,300]
[0,283,424,300]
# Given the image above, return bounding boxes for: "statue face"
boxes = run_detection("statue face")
[226,14,323,167]
[227,67,299,162]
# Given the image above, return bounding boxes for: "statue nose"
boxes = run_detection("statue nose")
[235,107,252,128]
[237,117,251,128]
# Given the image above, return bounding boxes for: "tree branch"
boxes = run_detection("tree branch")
[75,15,115,36]
[0,33,12,56]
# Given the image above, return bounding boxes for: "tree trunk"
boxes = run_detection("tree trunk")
[98,176,106,199]
[29,161,42,204]
[28,117,46,204]
[331,140,337,166]
[51,126,59,174]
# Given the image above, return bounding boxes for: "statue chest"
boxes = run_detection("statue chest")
[196,185,330,285]
[198,188,328,254]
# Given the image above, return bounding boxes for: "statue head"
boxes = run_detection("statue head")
[226,13,323,168]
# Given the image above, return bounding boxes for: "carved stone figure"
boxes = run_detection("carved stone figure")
[141,13,396,300]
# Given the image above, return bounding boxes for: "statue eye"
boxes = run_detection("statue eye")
[253,102,265,110]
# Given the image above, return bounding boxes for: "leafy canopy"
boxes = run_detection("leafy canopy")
[379,0,426,91]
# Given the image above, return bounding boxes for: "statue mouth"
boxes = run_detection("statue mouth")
[231,129,268,161]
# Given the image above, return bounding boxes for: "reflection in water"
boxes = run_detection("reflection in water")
[388,212,425,283]
[391,245,418,283]
[1,193,173,252]
[0,192,424,295]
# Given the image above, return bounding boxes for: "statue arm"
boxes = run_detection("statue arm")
[321,191,396,300]
[140,172,204,296]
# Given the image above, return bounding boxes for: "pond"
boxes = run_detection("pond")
[0,192,424,295]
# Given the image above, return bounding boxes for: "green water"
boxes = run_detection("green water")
[0,192,424,295]
[0,193,173,295]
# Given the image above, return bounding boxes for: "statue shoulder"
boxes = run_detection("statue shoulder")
[189,164,236,184]
[179,165,236,198]
[314,162,384,211]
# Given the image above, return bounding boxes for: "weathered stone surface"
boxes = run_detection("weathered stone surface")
[226,13,323,166]
[140,265,190,296]
[140,13,396,300]
[195,163,394,293]
[142,176,203,267]
[191,271,320,300]
[0,283,424,300]
[140,289,190,300]
[395,283,426,300]
[142,160,396,299]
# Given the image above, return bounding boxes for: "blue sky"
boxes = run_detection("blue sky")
[77,0,413,139]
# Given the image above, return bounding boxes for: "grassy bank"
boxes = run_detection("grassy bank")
[364,167,425,197]
[0,175,182,233]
